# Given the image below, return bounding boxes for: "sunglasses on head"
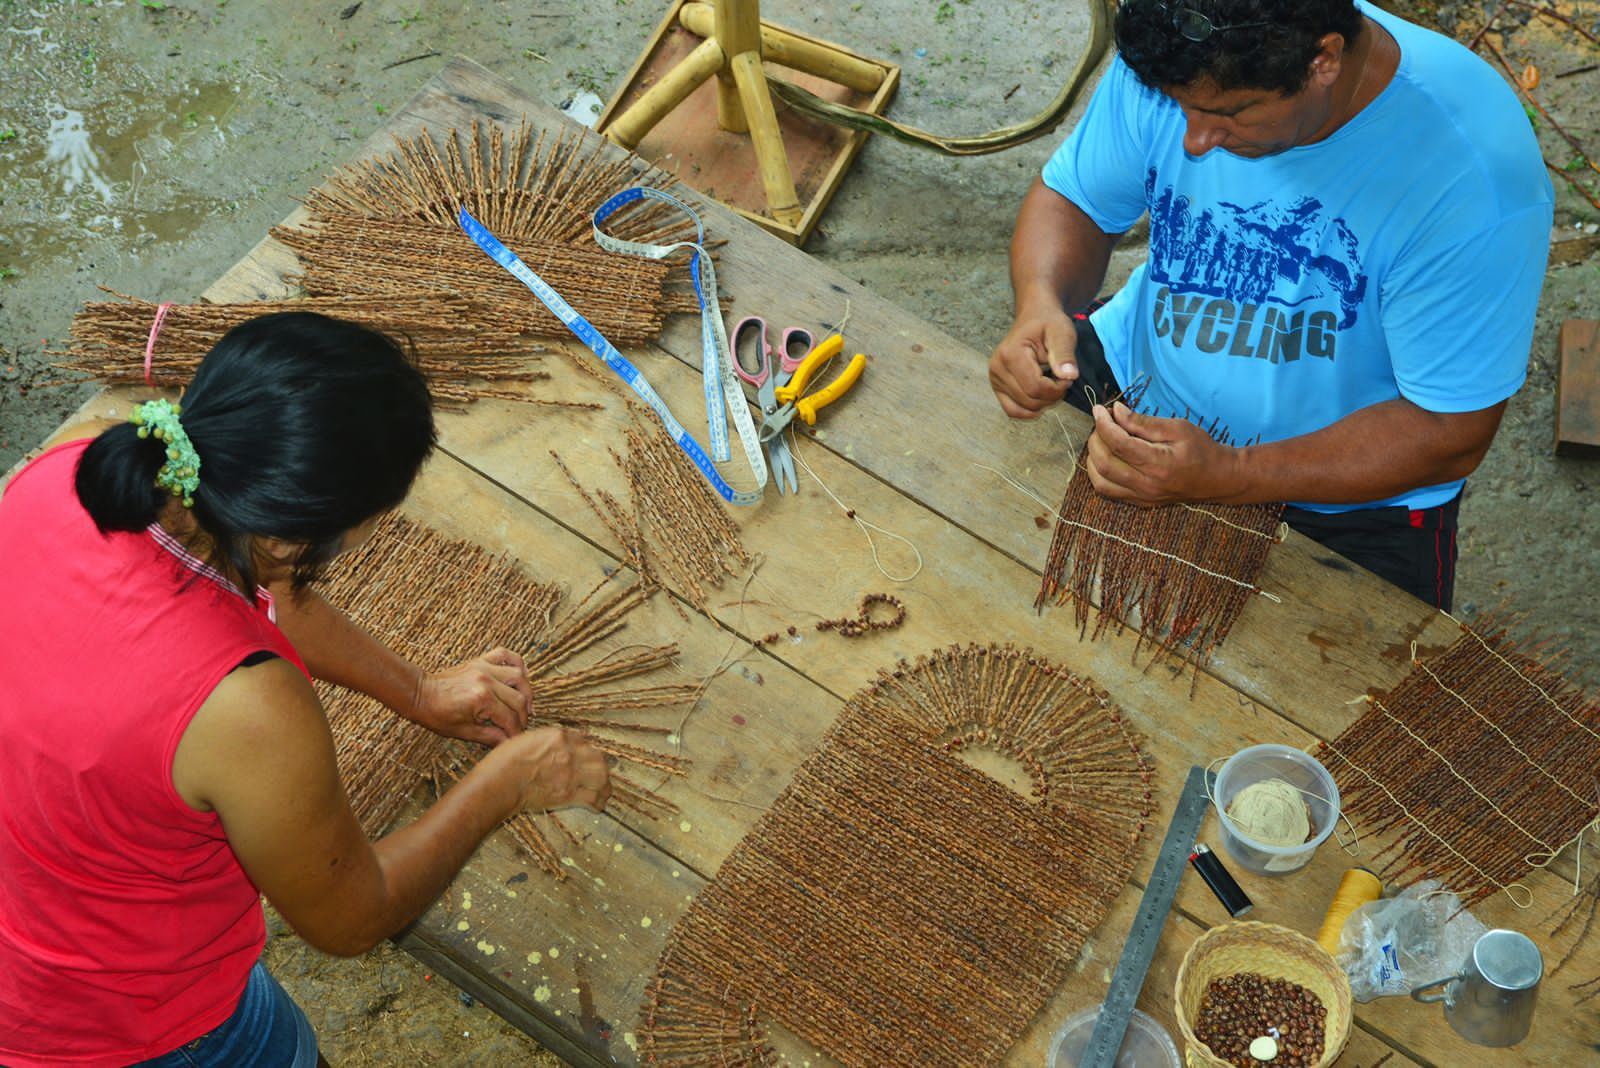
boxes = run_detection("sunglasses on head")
[1154,0,1268,42]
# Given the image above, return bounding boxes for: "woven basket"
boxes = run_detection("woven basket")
[1174,921,1353,1068]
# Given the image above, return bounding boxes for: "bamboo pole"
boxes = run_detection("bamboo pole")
[678,2,885,92]
[711,0,762,132]
[606,37,726,150]
[730,49,802,227]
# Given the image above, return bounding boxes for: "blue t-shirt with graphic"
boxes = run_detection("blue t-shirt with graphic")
[1041,2,1553,511]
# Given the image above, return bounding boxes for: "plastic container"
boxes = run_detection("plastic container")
[1214,744,1339,875]
[1049,1005,1181,1068]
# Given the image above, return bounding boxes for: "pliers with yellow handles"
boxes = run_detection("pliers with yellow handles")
[756,334,867,442]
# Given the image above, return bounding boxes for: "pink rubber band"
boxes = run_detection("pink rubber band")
[143,302,174,386]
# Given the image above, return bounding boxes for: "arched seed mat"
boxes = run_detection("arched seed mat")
[640,643,1152,1066]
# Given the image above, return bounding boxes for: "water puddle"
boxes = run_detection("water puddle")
[0,81,248,269]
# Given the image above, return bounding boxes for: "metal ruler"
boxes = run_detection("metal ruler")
[1079,764,1214,1068]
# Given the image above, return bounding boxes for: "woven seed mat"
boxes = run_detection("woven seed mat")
[53,120,712,408]
[640,644,1153,1066]
[312,511,697,878]
[275,119,709,347]
[1036,433,1283,669]
[1317,619,1600,911]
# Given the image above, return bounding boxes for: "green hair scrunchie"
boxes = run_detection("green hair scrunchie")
[129,398,201,508]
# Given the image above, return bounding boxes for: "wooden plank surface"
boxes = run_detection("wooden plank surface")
[63,55,1596,1068]
[1557,318,1600,457]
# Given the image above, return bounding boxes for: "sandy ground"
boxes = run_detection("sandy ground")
[2,0,1597,1063]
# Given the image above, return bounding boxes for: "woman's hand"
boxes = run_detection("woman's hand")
[410,647,531,745]
[492,726,612,813]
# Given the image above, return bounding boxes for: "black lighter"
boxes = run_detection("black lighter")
[1189,843,1253,918]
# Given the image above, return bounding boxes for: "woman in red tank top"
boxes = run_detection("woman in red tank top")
[0,313,611,1068]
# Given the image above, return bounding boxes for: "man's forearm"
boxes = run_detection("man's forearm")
[1010,178,1118,315]
[1221,398,1506,505]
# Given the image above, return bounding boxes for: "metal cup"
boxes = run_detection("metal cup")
[1410,929,1543,1047]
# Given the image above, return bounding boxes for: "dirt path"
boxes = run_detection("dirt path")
[3,1,1596,1062]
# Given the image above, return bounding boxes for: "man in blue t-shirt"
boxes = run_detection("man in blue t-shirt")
[988,0,1552,609]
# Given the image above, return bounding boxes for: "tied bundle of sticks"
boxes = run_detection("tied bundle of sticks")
[1318,617,1600,911]
[641,644,1150,1067]
[50,290,563,409]
[552,404,749,615]
[316,512,698,878]
[274,119,712,349]
[1035,386,1283,670]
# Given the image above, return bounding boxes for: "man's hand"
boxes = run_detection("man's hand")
[410,648,531,745]
[1085,402,1243,505]
[988,309,1078,419]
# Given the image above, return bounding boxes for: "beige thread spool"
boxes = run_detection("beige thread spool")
[1317,867,1383,955]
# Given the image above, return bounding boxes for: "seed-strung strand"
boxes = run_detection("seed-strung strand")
[1016,427,1283,675]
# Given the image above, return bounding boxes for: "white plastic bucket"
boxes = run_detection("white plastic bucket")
[1214,744,1339,875]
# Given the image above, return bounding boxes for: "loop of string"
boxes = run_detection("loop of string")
[143,302,173,387]
[791,430,922,582]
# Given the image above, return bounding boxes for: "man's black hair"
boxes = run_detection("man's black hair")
[76,312,437,597]
[1115,0,1365,94]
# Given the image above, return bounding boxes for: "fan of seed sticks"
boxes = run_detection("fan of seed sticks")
[1317,617,1600,910]
[1035,392,1283,669]
[552,402,749,615]
[640,643,1152,1067]
[48,290,571,409]
[273,119,710,348]
[313,511,698,877]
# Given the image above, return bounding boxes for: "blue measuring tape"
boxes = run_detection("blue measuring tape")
[457,191,766,506]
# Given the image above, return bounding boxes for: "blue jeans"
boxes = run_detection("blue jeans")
[132,962,318,1068]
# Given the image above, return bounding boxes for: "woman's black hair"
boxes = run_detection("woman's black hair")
[76,312,437,597]
[1115,0,1364,95]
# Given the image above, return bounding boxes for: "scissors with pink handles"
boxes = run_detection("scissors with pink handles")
[732,316,814,495]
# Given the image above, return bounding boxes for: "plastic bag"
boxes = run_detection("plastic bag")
[1335,880,1488,1002]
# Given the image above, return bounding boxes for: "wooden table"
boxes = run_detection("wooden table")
[42,58,1594,1067]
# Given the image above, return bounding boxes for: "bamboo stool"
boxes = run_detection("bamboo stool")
[597,0,898,244]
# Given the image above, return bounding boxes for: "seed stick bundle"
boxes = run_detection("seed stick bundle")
[1318,619,1600,909]
[277,120,712,348]
[314,513,696,877]
[50,290,561,409]
[274,213,702,347]
[553,405,750,612]
[306,120,701,249]
[641,644,1151,1067]
[1036,435,1282,669]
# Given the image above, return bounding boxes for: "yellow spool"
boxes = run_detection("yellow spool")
[1316,868,1382,955]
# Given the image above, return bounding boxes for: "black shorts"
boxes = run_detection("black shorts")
[1066,313,1460,610]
